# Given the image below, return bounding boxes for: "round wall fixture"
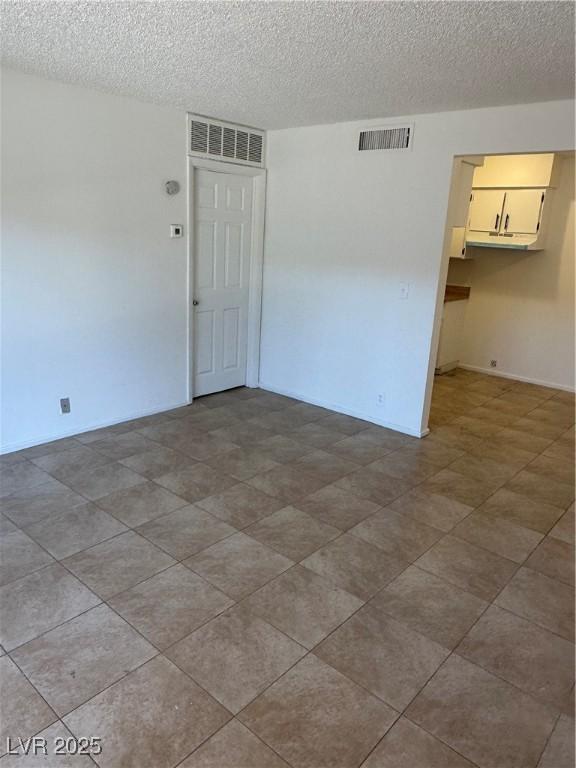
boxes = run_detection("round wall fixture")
[165,180,180,195]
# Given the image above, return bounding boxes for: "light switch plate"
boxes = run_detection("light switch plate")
[170,224,183,238]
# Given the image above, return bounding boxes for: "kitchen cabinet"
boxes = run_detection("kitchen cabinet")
[501,189,545,235]
[468,190,505,232]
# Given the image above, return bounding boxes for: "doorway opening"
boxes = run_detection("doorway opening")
[424,150,575,435]
[187,158,266,401]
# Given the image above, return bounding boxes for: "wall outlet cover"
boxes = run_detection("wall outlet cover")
[60,397,71,414]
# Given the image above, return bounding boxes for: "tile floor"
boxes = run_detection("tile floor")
[0,369,574,767]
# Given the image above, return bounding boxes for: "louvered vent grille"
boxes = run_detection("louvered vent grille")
[358,124,413,151]
[187,115,265,167]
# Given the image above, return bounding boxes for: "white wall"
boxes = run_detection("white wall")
[260,101,575,435]
[1,68,188,452]
[448,155,575,390]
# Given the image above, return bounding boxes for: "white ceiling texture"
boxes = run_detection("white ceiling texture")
[1,1,574,129]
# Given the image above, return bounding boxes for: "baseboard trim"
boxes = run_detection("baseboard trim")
[0,399,191,455]
[258,381,427,438]
[458,365,575,393]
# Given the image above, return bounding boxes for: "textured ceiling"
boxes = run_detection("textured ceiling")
[1,1,574,129]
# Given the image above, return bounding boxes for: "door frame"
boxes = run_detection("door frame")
[186,157,267,401]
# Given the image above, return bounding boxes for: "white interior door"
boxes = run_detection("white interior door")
[193,168,253,396]
[468,190,506,232]
[501,189,544,234]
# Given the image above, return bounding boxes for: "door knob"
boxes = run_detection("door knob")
[192,299,199,306]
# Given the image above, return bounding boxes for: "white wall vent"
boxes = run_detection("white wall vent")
[187,114,265,167]
[358,124,414,152]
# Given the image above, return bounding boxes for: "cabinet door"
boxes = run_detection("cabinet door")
[468,190,505,232]
[501,189,544,234]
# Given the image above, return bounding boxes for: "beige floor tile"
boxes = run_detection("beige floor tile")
[246,464,327,503]
[407,654,557,768]
[492,427,554,454]
[367,452,439,483]
[12,604,156,715]
[167,606,306,713]
[0,529,54,586]
[0,478,86,528]
[31,445,112,478]
[173,432,241,461]
[302,533,408,600]
[419,469,499,508]
[296,483,380,530]
[255,434,315,463]
[351,508,442,562]
[155,463,235,503]
[14,437,84,461]
[118,445,196,479]
[315,605,448,710]
[416,535,517,601]
[57,461,146,501]
[90,431,160,460]
[0,563,100,651]
[63,531,175,599]
[318,413,371,436]
[428,425,485,453]
[457,604,575,712]
[287,422,344,449]
[448,453,518,485]
[63,656,230,768]
[239,655,397,768]
[452,511,543,563]
[0,461,55,498]
[467,440,537,470]
[495,567,575,641]
[109,564,233,649]
[526,537,575,586]
[136,505,235,559]
[245,506,339,561]
[478,488,564,533]
[0,656,56,757]
[357,427,413,451]
[196,482,284,529]
[179,720,290,768]
[538,715,575,768]
[527,454,575,486]
[95,480,188,526]
[506,470,575,510]
[511,416,568,440]
[544,439,575,462]
[184,532,293,600]
[292,449,359,483]
[243,565,362,649]
[401,438,465,467]
[549,505,575,545]
[385,487,473,532]
[361,717,475,768]
[209,421,276,448]
[26,502,127,559]
[335,467,412,506]
[370,565,487,649]
[327,434,394,465]
[205,447,281,480]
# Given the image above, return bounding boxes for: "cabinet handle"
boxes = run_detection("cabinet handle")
[504,214,510,231]
[494,213,500,231]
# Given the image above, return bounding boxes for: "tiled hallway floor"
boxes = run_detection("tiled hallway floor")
[1,369,574,767]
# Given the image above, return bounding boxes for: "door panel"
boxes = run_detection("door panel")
[193,169,253,396]
[468,190,506,232]
[501,189,544,234]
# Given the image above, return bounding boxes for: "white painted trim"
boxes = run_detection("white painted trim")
[186,157,266,400]
[458,364,575,393]
[0,400,190,455]
[259,381,428,438]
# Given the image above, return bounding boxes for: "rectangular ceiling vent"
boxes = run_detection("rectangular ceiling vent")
[187,114,265,168]
[358,124,414,152]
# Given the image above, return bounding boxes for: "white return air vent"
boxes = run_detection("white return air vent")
[187,114,265,168]
[358,123,414,152]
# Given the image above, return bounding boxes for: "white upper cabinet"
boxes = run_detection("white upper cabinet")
[468,190,505,232]
[501,189,545,235]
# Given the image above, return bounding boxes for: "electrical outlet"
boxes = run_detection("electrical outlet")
[376,393,385,407]
[490,360,497,368]
[60,397,71,414]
